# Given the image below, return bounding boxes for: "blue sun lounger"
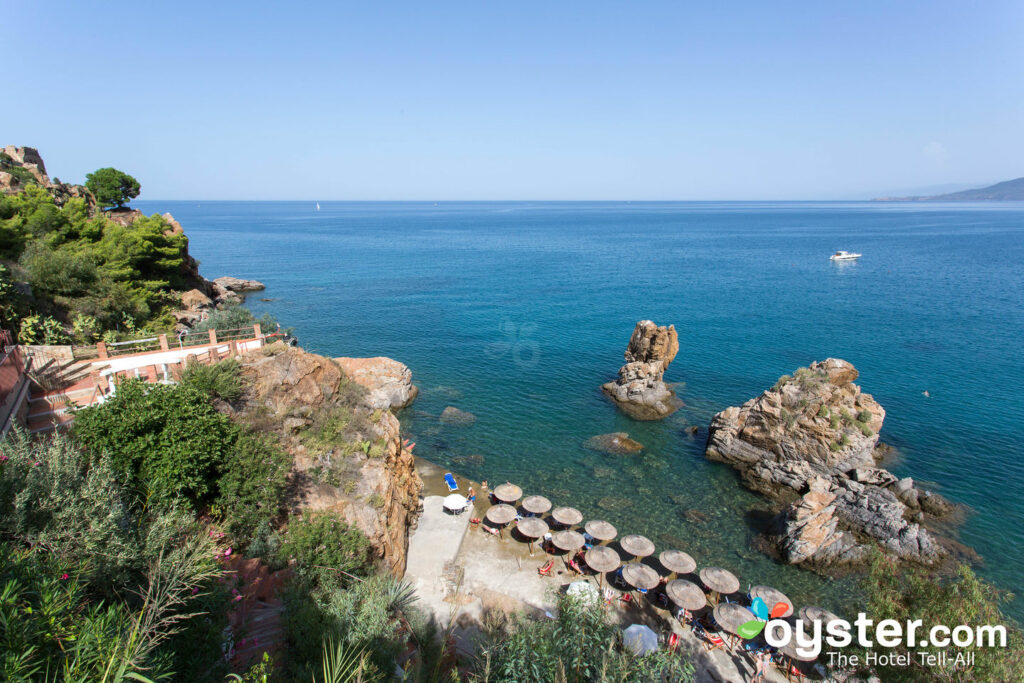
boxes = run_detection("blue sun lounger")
[444,472,458,492]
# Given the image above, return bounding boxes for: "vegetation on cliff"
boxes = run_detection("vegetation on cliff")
[85,167,141,209]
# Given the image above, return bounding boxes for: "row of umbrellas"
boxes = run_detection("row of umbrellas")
[481,480,838,659]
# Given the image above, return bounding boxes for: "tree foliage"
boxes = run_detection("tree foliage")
[85,166,141,209]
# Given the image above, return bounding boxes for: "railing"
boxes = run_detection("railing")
[105,336,163,357]
[98,324,264,359]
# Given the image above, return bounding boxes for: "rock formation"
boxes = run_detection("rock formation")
[584,432,644,455]
[706,359,954,568]
[334,356,419,411]
[231,343,422,574]
[439,406,476,426]
[601,320,683,420]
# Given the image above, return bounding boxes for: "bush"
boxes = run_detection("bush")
[856,409,873,423]
[180,357,243,402]
[18,313,69,344]
[85,167,141,209]
[817,404,829,419]
[276,512,374,587]
[191,304,279,335]
[72,379,239,510]
[215,431,291,544]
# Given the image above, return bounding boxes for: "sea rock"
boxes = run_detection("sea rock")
[601,320,683,420]
[439,406,476,426]
[706,359,953,568]
[334,356,418,411]
[214,276,266,293]
[181,288,214,311]
[583,432,644,454]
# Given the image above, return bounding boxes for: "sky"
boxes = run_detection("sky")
[4,1,1023,200]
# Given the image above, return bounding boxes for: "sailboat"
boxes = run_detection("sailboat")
[316,202,320,211]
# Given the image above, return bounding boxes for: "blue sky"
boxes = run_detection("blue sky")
[5,1,1023,199]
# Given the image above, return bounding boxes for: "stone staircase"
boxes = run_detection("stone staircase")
[25,359,106,434]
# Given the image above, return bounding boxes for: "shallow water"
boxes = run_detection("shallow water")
[135,200,1024,621]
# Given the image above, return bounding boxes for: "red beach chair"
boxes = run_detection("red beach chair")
[538,560,554,576]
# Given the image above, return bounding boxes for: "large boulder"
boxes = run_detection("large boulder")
[706,359,955,568]
[334,356,418,411]
[584,432,644,455]
[601,321,683,420]
[214,276,266,293]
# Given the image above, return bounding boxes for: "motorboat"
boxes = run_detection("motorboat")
[829,250,861,261]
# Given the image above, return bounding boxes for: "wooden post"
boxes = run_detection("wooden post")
[208,329,218,344]
[253,323,262,338]
[158,334,169,351]
[229,341,238,356]
[97,341,108,359]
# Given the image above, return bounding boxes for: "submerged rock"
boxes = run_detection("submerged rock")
[705,359,957,568]
[334,356,419,411]
[584,432,644,454]
[601,320,683,420]
[439,406,476,426]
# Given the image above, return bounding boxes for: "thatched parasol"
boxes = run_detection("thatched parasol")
[485,504,517,525]
[493,483,523,503]
[620,534,655,559]
[798,606,841,628]
[712,603,753,636]
[621,562,660,591]
[551,530,586,552]
[665,579,706,611]
[779,640,818,662]
[699,567,740,595]
[551,506,583,527]
[749,585,794,618]
[516,517,549,538]
[584,546,621,574]
[584,519,617,542]
[521,495,552,515]
[659,550,696,575]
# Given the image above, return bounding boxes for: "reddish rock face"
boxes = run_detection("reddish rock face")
[334,356,418,410]
[624,319,680,369]
[602,320,682,420]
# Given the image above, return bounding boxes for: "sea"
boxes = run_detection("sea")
[135,200,1024,622]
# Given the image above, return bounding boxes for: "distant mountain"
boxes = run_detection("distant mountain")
[875,177,1024,201]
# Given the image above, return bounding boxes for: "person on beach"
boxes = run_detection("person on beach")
[481,480,488,490]
[467,487,476,503]
[753,651,769,682]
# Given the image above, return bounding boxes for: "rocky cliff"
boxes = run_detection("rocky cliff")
[601,320,683,420]
[706,359,956,569]
[333,356,418,410]
[230,343,422,574]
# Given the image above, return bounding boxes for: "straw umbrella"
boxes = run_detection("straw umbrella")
[551,506,583,528]
[521,495,552,516]
[659,549,696,578]
[749,585,794,618]
[798,606,841,628]
[665,579,707,612]
[485,504,517,538]
[621,563,659,603]
[493,483,523,504]
[516,516,548,555]
[778,639,818,679]
[712,603,753,651]
[620,534,655,562]
[699,567,740,604]
[552,530,586,571]
[584,520,617,545]
[584,545,621,588]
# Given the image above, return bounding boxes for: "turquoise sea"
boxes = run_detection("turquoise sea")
[135,200,1024,621]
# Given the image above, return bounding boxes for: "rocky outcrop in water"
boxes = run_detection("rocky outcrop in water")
[584,432,644,454]
[601,320,683,420]
[334,356,418,411]
[706,359,955,568]
[231,343,422,574]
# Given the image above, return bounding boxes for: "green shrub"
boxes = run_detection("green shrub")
[856,409,873,423]
[85,167,140,209]
[180,357,243,402]
[191,303,279,335]
[72,379,239,510]
[276,512,373,588]
[17,313,69,344]
[817,404,829,419]
[215,431,291,544]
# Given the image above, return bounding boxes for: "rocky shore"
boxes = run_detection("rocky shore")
[602,320,683,420]
[705,358,958,569]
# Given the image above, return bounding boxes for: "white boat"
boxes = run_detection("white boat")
[830,250,861,261]
[316,202,320,211]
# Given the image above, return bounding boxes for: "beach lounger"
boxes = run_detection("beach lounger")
[443,473,458,491]
[538,559,554,576]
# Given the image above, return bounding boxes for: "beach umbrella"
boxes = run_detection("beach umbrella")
[620,534,655,560]
[516,517,549,554]
[623,624,659,655]
[658,549,696,575]
[713,603,754,650]
[485,503,517,526]
[522,495,552,515]
[748,585,794,618]
[566,580,600,603]
[665,579,706,611]
[584,546,621,588]
[551,506,583,527]
[778,640,818,662]
[442,493,468,512]
[584,519,617,543]
[493,483,523,503]
[699,567,740,598]
[551,530,586,553]
[798,606,841,629]
[621,562,660,591]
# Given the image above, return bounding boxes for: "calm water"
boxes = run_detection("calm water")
[136,200,1024,620]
